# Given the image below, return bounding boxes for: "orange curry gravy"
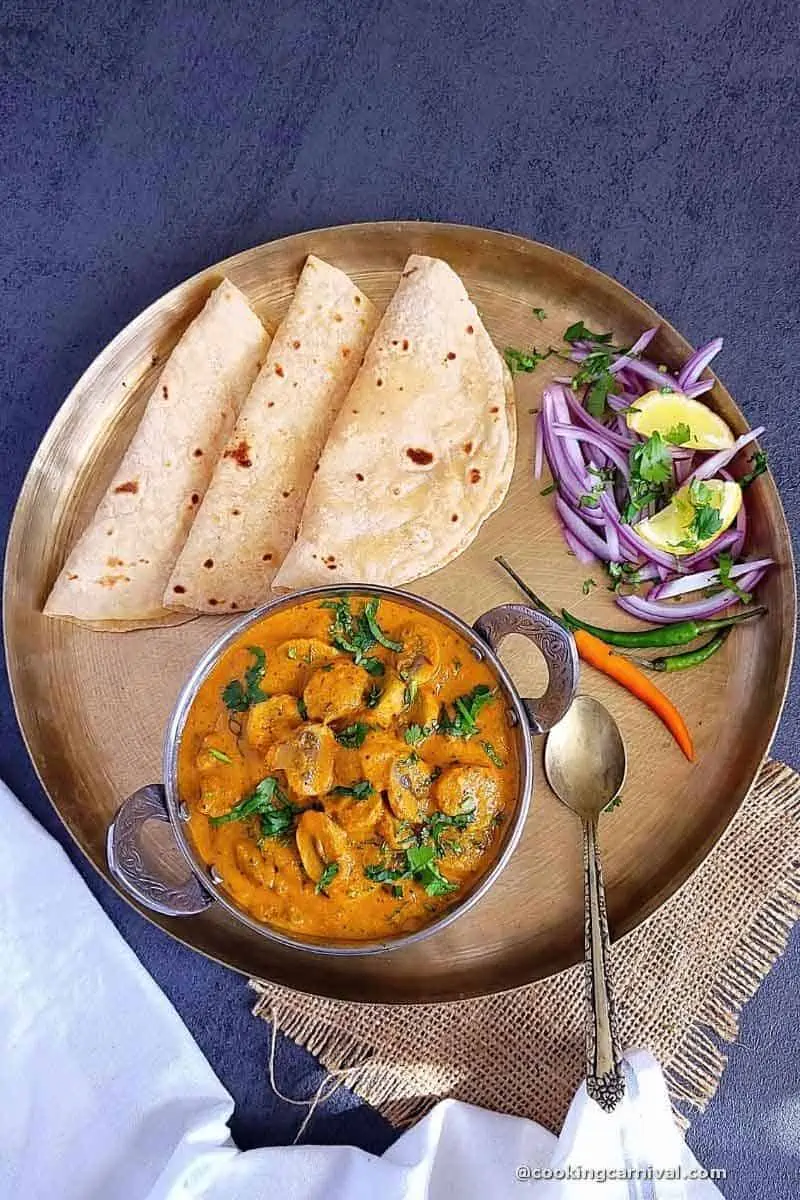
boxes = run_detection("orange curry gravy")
[178,594,519,941]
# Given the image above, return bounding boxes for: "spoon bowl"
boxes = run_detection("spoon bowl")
[545,695,627,820]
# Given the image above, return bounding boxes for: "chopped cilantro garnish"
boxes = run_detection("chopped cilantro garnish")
[365,683,382,708]
[330,780,374,800]
[221,646,268,712]
[321,596,385,675]
[624,432,672,521]
[210,776,300,840]
[335,722,370,749]
[437,685,495,739]
[504,346,554,374]
[297,697,308,721]
[315,861,339,894]
[207,747,232,764]
[717,551,752,603]
[740,449,768,488]
[540,481,557,496]
[582,578,597,595]
[665,422,692,445]
[480,740,505,768]
[532,307,547,320]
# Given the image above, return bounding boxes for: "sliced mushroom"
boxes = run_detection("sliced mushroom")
[271,723,335,796]
[325,789,384,839]
[370,670,408,728]
[246,694,302,750]
[234,840,277,889]
[303,659,367,724]
[434,765,500,825]
[359,731,408,791]
[396,626,441,683]
[387,754,433,821]
[295,810,352,885]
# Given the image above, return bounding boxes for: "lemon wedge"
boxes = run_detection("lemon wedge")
[634,479,742,557]
[626,390,734,450]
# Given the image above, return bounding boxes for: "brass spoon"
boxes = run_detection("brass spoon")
[545,695,628,1112]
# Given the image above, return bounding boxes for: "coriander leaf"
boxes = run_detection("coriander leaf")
[323,595,385,674]
[315,861,339,894]
[665,422,691,445]
[362,657,385,676]
[585,369,616,417]
[582,578,597,595]
[364,862,404,884]
[540,481,557,496]
[330,780,374,800]
[438,685,495,739]
[603,793,623,813]
[716,551,752,603]
[403,679,419,707]
[297,697,309,720]
[210,777,300,841]
[365,684,382,708]
[533,307,547,320]
[207,747,232,764]
[363,598,403,651]
[222,646,268,712]
[480,740,505,767]
[504,346,553,374]
[564,321,614,345]
[625,432,672,520]
[405,721,437,746]
[687,478,723,543]
[335,722,370,749]
[391,883,404,899]
[740,449,768,488]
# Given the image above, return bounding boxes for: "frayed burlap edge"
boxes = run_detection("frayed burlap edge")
[251,758,800,1132]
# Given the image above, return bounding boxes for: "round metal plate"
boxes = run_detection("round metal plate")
[4,221,795,1002]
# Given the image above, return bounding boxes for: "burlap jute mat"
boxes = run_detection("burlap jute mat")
[252,758,800,1133]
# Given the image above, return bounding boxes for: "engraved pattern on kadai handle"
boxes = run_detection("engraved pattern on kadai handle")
[473,604,578,734]
[583,819,625,1111]
[107,784,213,917]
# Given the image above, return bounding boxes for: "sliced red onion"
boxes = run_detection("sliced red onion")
[561,387,635,449]
[556,496,615,562]
[686,427,765,484]
[678,529,739,571]
[684,379,714,399]
[534,413,545,480]
[615,568,766,623]
[677,337,723,389]
[551,423,631,477]
[650,558,773,601]
[622,358,681,391]
[674,455,695,486]
[562,528,596,564]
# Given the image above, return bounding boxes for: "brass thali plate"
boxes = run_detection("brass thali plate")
[4,222,795,1002]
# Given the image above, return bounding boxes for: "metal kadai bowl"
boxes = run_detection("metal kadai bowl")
[107,585,578,956]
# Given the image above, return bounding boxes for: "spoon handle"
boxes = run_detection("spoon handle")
[582,816,625,1111]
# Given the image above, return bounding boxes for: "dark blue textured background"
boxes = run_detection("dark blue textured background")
[2,0,799,1193]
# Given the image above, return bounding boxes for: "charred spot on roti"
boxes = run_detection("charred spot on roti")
[99,574,130,587]
[327,563,337,570]
[106,529,113,536]
[376,378,383,387]
[463,441,473,454]
[193,448,203,458]
[106,556,124,567]
[451,514,459,522]
[333,312,343,323]
[191,493,200,504]
[208,598,220,606]
[447,352,456,360]
[232,508,241,515]
[466,324,474,334]
[406,448,434,466]
[282,490,291,498]
[173,584,186,594]
[354,295,362,305]
[341,346,351,358]
[267,401,275,407]
[262,553,273,562]
[223,440,252,468]
[469,469,481,483]
[203,559,214,569]
[275,364,284,377]
[151,354,159,366]
[113,480,138,495]
[356,473,364,481]
[292,340,301,349]
[162,385,169,399]
[67,573,78,580]
[230,602,238,609]
[402,339,409,350]
[314,464,320,473]
[402,267,418,278]
[489,406,499,414]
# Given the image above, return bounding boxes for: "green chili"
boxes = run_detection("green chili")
[561,605,767,648]
[626,627,732,672]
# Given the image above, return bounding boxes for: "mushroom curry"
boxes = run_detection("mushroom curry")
[179,594,519,940]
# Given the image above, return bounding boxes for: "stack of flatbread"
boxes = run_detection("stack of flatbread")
[45,254,516,628]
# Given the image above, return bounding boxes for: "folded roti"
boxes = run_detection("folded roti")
[272,255,516,591]
[45,279,269,628]
[165,257,378,613]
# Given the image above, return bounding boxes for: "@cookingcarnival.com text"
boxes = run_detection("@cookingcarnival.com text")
[515,1164,726,1183]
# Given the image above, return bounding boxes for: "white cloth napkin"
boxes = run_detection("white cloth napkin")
[0,779,724,1199]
